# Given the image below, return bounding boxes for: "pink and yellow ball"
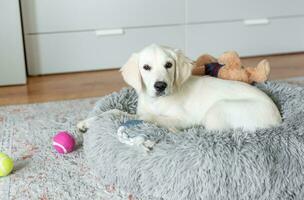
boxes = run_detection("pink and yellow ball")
[52,131,75,154]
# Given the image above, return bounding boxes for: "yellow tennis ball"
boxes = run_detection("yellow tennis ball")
[0,153,14,177]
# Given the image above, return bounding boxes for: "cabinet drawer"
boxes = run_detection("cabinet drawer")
[25,26,185,75]
[187,0,304,23]
[186,16,304,58]
[21,0,185,34]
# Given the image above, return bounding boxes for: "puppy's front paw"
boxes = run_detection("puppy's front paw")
[168,127,179,133]
[105,109,125,116]
[77,120,89,133]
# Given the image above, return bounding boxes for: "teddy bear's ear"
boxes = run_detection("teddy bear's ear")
[255,59,271,82]
[218,51,241,68]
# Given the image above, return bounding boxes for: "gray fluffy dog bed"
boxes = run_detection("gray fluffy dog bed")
[83,82,304,200]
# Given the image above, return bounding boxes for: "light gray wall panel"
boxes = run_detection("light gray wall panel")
[0,0,26,85]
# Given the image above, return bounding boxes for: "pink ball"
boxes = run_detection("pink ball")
[52,131,75,154]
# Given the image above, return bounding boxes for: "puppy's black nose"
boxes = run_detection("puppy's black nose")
[154,81,167,92]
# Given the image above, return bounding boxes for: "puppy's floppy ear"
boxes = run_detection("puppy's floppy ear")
[174,49,194,88]
[120,53,142,92]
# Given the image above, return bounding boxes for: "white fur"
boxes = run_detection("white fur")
[121,44,282,131]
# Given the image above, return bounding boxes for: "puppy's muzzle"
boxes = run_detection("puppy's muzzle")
[154,81,167,93]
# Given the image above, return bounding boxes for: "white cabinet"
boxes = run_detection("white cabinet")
[186,16,304,58]
[0,0,26,85]
[187,0,304,23]
[21,0,304,75]
[21,0,185,34]
[186,0,304,59]
[25,26,185,75]
[21,0,186,75]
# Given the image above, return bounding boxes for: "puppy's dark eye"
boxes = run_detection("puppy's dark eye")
[165,62,172,69]
[143,65,151,71]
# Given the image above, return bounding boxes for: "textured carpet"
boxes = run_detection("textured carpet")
[84,80,304,200]
[0,97,130,200]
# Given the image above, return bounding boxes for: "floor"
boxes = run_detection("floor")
[1,53,304,106]
[0,70,126,106]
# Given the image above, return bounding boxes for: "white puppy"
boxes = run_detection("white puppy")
[120,44,282,131]
[77,44,282,134]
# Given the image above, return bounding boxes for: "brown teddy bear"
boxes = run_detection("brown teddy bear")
[192,51,270,84]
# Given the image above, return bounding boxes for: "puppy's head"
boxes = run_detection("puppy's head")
[120,44,193,97]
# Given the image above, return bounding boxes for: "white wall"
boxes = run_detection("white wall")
[0,0,26,86]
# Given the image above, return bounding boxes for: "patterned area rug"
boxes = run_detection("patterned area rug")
[0,79,303,200]
[0,97,130,200]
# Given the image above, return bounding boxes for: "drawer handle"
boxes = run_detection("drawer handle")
[243,18,270,26]
[95,28,124,36]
